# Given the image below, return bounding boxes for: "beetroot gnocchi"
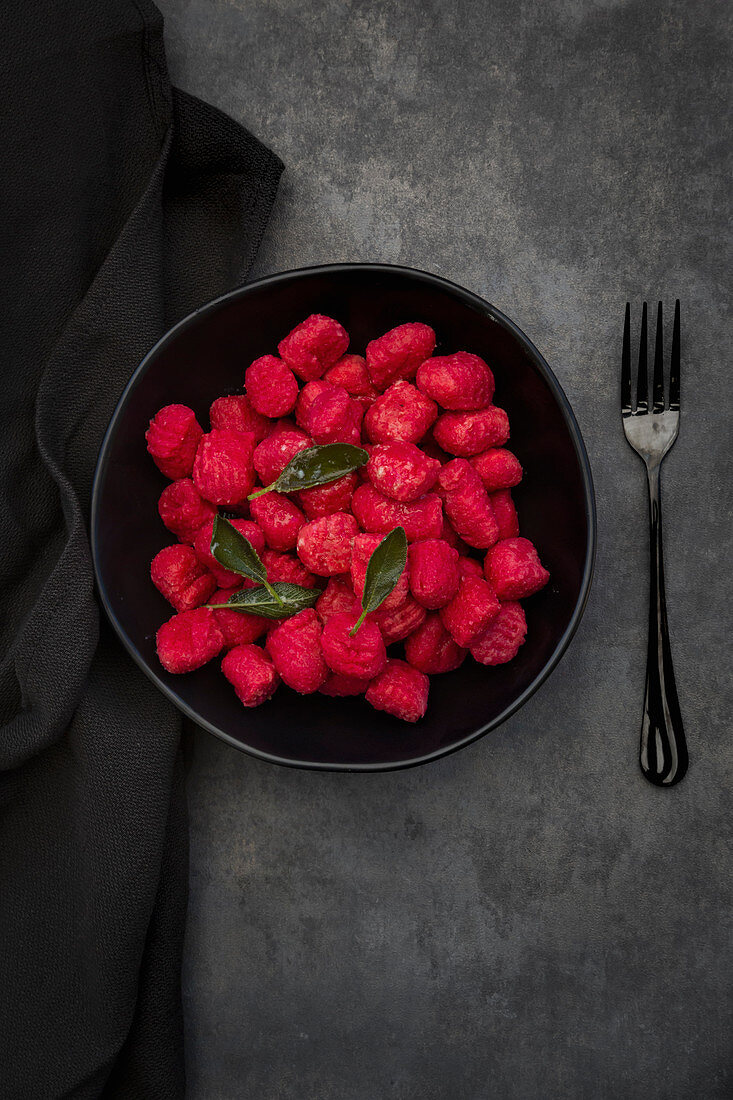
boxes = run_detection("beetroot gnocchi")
[145,312,549,723]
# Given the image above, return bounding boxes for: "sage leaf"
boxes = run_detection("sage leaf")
[210,515,266,583]
[209,582,320,620]
[249,443,368,498]
[210,515,283,604]
[350,526,407,635]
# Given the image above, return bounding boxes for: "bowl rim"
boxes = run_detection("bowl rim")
[91,261,597,772]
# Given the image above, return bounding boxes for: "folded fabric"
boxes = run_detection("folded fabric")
[0,1,282,1095]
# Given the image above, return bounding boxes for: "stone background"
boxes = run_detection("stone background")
[155,1,732,1096]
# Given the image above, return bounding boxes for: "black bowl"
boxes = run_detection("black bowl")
[92,263,595,770]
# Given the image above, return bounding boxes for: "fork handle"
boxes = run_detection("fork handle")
[640,465,688,785]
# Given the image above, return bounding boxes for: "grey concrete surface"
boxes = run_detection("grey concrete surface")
[155,1,732,1096]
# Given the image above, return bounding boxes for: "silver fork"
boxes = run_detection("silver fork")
[622,301,687,786]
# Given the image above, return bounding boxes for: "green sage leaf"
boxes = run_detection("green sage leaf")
[210,515,267,585]
[209,582,320,620]
[350,526,408,635]
[249,443,368,498]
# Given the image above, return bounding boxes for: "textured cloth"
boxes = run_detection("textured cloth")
[0,1,282,1096]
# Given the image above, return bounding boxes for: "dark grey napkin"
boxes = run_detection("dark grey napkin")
[0,1,282,1095]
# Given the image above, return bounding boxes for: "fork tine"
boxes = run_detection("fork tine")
[621,302,632,415]
[652,302,665,411]
[636,302,648,413]
[669,299,680,410]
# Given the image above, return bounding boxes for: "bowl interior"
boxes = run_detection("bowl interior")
[92,265,594,769]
